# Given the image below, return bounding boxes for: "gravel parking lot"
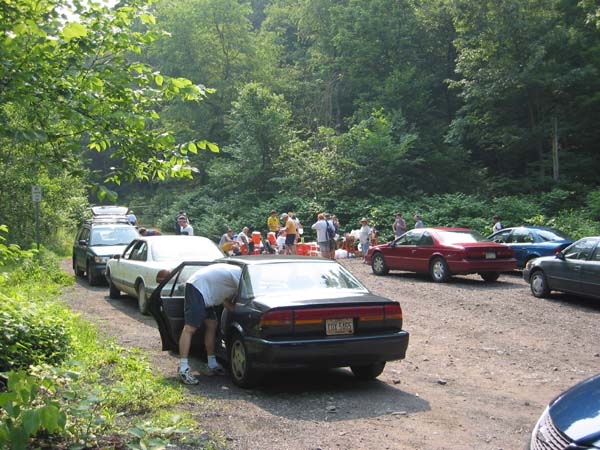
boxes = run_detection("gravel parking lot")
[62,258,600,450]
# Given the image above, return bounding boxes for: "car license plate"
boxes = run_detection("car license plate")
[485,251,496,259]
[326,318,354,335]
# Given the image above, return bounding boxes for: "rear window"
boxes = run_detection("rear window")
[90,226,138,246]
[436,230,486,244]
[537,229,571,241]
[242,262,367,298]
[151,238,223,262]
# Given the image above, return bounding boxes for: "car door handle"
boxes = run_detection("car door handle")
[573,266,581,271]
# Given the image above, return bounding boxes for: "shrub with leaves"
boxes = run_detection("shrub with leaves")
[0,295,73,372]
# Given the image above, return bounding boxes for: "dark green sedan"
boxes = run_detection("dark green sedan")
[523,237,600,300]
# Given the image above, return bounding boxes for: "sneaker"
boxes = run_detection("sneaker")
[207,363,226,376]
[178,368,199,385]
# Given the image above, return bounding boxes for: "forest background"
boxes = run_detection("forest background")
[3,0,600,252]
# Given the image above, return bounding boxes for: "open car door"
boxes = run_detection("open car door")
[148,261,216,354]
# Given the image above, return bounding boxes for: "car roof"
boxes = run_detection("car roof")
[427,227,473,232]
[221,255,333,266]
[91,205,129,216]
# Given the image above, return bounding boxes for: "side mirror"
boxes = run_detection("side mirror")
[112,254,121,261]
[78,239,87,246]
[555,252,565,260]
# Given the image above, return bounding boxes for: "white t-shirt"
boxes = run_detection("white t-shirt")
[311,219,328,243]
[358,225,372,244]
[180,224,194,236]
[493,222,503,233]
[187,263,241,307]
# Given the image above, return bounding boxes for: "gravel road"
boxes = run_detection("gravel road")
[60,258,600,450]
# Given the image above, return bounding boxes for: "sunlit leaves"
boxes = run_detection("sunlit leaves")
[61,22,88,42]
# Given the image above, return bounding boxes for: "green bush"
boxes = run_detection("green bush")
[0,295,73,372]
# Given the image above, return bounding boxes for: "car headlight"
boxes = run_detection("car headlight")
[93,256,110,263]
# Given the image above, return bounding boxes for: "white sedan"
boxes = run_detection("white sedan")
[106,235,224,314]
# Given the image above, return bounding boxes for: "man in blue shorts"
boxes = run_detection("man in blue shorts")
[178,263,241,385]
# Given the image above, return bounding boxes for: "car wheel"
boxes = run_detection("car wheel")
[530,270,550,298]
[228,332,260,388]
[73,257,84,277]
[350,362,386,380]
[371,253,389,276]
[480,272,500,282]
[137,282,149,315]
[87,261,99,286]
[430,257,450,283]
[107,271,121,299]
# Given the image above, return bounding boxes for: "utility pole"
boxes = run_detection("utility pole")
[552,116,559,181]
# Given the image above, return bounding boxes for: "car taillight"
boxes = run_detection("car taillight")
[384,304,402,320]
[259,309,293,327]
[553,247,562,254]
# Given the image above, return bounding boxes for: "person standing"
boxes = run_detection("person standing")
[267,210,280,235]
[127,209,137,226]
[392,213,407,237]
[177,263,241,385]
[175,210,187,234]
[311,213,334,260]
[414,214,424,229]
[282,213,297,254]
[358,218,372,261]
[492,215,504,233]
[178,215,194,235]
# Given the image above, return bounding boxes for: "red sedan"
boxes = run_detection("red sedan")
[365,227,517,282]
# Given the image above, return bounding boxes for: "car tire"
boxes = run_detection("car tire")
[87,261,99,286]
[229,332,260,388]
[371,253,389,276]
[530,270,550,298]
[430,257,450,283]
[137,281,149,315]
[480,272,500,282]
[350,362,386,380]
[107,271,121,299]
[73,257,84,277]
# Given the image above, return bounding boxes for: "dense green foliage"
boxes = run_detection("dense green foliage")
[113,0,600,234]
[0,251,218,449]
[2,0,599,246]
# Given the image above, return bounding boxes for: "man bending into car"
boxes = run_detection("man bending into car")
[178,263,241,385]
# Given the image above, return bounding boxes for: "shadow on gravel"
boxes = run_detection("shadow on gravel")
[180,367,430,422]
[540,292,600,313]
[379,270,526,290]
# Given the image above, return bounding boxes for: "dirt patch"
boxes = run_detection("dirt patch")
[60,258,600,450]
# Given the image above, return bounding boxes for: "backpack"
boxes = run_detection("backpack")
[326,220,336,241]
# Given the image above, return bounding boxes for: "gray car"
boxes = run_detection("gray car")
[523,236,600,300]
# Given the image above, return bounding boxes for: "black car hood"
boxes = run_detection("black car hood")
[549,374,600,447]
[251,290,395,310]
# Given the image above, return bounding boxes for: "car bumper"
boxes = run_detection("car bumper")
[244,331,410,369]
[449,259,516,274]
[522,267,531,282]
[89,263,107,278]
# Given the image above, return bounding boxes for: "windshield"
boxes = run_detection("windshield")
[436,230,486,244]
[241,262,368,298]
[151,238,223,262]
[537,228,571,241]
[90,226,138,246]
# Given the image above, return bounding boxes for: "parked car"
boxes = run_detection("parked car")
[106,235,224,314]
[365,227,517,282]
[523,236,600,300]
[73,220,139,286]
[149,256,410,388]
[529,373,600,450]
[487,226,573,269]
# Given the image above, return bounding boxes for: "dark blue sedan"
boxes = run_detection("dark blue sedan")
[529,373,600,449]
[487,226,573,269]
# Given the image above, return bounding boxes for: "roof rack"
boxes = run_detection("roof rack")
[86,216,132,225]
